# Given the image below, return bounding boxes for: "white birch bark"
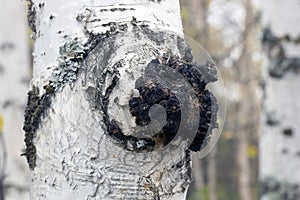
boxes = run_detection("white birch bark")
[0,0,30,199]
[25,0,213,199]
[260,0,300,199]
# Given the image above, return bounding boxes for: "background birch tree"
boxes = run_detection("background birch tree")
[181,1,261,199]
[24,0,219,199]
[260,0,300,199]
[0,0,30,199]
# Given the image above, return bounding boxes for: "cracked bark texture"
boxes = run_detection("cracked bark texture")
[260,0,300,199]
[27,0,194,199]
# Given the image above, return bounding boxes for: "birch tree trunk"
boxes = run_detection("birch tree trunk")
[260,0,300,199]
[0,0,30,199]
[25,0,218,199]
[236,1,258,200]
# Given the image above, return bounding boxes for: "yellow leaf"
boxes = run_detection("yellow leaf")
[0,114,3,133]
[248,145,257,158]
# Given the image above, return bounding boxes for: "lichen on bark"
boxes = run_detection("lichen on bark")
[23,38,88,169]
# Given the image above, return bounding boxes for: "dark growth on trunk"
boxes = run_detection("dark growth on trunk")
[24,5,219,169]
[99,56,218,152]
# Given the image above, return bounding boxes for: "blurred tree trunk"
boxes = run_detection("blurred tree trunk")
[200,1,218,199]
[208,148,217,200]
[0,0,30,199]
[260,0,300,199]
[192,156,205,190]
[26,0,197,199]
[236,0,257,200]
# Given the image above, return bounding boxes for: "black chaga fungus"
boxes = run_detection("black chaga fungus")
[22,84,54,170]
[99,75,156,152]
[101,56,218,152]
[129,83,181,147]
[149,0,163,2]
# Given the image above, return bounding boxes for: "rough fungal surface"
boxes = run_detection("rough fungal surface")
[82,19,219,154]
[73,16,218,154]
[96,47,218,152]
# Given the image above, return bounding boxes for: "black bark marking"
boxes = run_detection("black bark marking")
[100,7,135,12]
[266,111,280,126]
[137,24,165,45]
[262,28,300,78]
[0,63,4,74]
[0,42,15,52]
[49,14,55,20]
[282,128,293,137]
[38,2,45,9]
[282,148,288,154]
[260,176,300,200]
[149,0,164,2]
[2,100,13,109]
